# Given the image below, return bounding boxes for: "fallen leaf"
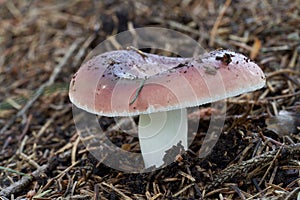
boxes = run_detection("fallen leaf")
[250,37,262,60]
[266,110,300,135]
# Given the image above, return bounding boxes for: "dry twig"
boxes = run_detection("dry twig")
[206,143,300,190]
[0,165,48,197]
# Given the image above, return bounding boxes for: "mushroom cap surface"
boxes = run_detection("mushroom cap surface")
[69,49,266,116]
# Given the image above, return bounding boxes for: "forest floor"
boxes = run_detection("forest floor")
[0,0,299,199]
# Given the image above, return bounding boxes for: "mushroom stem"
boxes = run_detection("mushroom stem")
[138,108,188,168]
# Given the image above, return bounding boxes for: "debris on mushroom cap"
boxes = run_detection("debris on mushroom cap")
[69,49,266,116]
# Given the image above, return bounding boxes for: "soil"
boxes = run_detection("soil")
[0,0,299,199]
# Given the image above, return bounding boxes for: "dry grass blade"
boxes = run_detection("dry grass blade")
[209,0,232,46]
[245,186,272,200]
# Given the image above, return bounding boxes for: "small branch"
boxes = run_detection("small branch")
[206,143,300,190]
[0,164,48,197]
[258,146,283,186]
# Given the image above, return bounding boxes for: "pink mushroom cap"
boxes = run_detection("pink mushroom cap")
[69,49,266,116]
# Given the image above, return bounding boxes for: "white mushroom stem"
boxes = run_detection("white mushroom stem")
[138,108,188,168]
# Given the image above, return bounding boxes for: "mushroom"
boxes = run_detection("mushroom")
[69,49,266,168]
